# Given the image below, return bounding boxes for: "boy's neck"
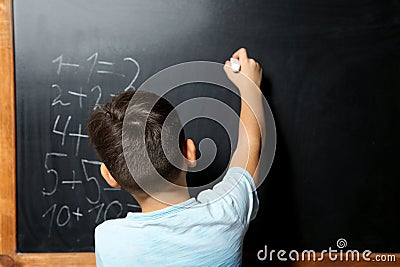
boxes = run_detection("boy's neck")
[134,173,191,213]
[136,190,190,213]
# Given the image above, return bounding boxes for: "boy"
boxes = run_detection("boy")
[88,48,264,266]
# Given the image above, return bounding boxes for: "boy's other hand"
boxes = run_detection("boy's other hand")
[224,48,262,88]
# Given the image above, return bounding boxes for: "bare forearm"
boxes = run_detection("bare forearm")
[225,48,265,185]
[235,83,264,181]
[225,48,265,183]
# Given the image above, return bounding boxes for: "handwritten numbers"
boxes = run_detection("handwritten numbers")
[90,85,102,110]
[51,84,71,106]
[42,204,57,237]
[104,200,123,220]
[52,115,71,146]
[88,201,124,224]
[56,205,71,227]
[43,153,67,196]
[43,52,141,236]
[88,203,104,224]
[43,169,59,197]
[52,55,80,75]
[86,52,98,83]
[123,57,140,91]
[42,204,76,237]
[86,52,128,83]
[81,159,101,205]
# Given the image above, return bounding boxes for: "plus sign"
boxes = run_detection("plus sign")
[72,207,83,221]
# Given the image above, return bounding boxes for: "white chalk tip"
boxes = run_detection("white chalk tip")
[230,57,240,73]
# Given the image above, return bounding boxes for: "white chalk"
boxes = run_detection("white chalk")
[230,57,241,73]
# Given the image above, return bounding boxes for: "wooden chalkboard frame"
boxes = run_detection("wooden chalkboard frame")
[0,0,95,266]
[0,0,398,266]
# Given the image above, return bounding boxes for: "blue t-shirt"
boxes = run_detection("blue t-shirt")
[95,167,259,267]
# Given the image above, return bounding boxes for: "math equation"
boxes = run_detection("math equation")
[41,52,141,238]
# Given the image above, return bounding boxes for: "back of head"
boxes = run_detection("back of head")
[87,90,185,195]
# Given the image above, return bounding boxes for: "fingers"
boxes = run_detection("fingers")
[249,58,261,71]
[226,48,262,87]
[224,60,232,74]
[232,48,260,69]
[223,60,235,77]
[232,48,248,61]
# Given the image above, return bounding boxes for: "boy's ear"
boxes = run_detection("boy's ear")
[100,163,121,188]
[183,139,196,167]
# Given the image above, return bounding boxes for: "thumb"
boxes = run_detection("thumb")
[223,61,237,83]
[223,60,233,75]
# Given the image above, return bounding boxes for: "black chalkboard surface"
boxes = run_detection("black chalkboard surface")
[15,0,400,254]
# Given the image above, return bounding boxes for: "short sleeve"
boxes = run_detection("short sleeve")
[197,167,259,226]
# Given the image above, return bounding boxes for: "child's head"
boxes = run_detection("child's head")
[88,90,194,195]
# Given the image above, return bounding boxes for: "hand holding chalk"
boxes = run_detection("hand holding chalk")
[225,48,262,88]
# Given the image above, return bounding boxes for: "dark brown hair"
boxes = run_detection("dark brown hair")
[87,90,185,194]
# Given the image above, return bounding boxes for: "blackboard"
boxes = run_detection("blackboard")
[14,0,400,254]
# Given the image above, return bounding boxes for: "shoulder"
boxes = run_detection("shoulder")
[95,218,126,242]
[95,217,122,230]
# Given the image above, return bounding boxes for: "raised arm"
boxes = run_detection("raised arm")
[225,48,265,185]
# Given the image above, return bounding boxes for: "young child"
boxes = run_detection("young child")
[88,48,264,266]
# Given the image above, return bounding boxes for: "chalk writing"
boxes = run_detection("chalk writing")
[52,55,80,75]
[43,152,67,196]
[43,52,141,238]
[123,57,140,91]
[52,115,71,146]
[68,87,87,109]
[51,84,71,106]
